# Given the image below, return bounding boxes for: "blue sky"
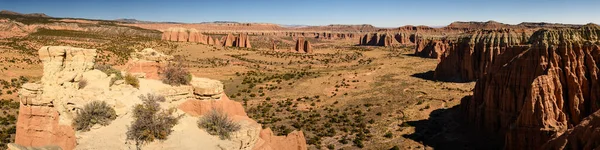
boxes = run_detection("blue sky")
[1,0,599,27]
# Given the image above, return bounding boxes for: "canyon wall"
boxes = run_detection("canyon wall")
[433,29,531,82]
[461,24,600,150]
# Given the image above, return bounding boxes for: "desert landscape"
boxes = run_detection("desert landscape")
[0,1,599,150]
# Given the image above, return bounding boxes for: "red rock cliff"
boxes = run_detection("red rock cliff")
[433,29,530,82]
[461,24,600,150]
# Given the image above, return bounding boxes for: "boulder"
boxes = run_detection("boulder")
[190,77,224,99]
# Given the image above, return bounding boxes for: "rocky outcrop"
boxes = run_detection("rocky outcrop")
[316,32,356,40]
[414,36,448,59]
[15,46,98,150]
[433,29,530,82]
[304,40,313,53]
[294,38,305,53]
[255,129,308,150]
[294,38,313,53]
[394,32,416,45]
[359,33,397,46]
[15,46,306,150]
[161,27,218,45]
[220,33,252,48]
[223,33,235,47]
[235,33,252,48]
[462,24,600,150]
[190,77,224,99]
[541,110,600,150]
[124,48,172,79]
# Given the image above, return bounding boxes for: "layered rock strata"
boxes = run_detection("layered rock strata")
[433,29,531,82]
[15,46,97,150]
[359,33,398,46]
[461,24,600,150]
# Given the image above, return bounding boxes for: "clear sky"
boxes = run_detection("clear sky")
[1,0,599,27]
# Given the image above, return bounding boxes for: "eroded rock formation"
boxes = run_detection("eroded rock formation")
[433,29,531,82]
[461,24,600,150]
[359,33,397,47]
[15,46,97,150]
[294,38,313,53]
[161,27,219,46]
[541,110,600,150]
[220,33,252,48]
[414,36,448,59]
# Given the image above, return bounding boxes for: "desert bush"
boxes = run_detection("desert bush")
[198,109,241,140]
[78,79,88,89]
[73,101,117,131]
[127,93,179,146]
[124,74,139,88]
[160,63,191,86]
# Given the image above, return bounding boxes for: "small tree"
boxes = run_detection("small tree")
[73,101,117,131]
[198,109,241,140]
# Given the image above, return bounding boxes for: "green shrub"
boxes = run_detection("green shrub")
[160,63,192,86]
[198,109,241,140]
[384,132,393,138]
[124,74,139,88]
[73,101,117,131]
[127,94,180,146]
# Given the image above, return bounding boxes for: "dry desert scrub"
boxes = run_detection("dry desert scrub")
[73,101,117,131]
[160,62,192,86]
[198,109,241,140]
[124,74,140,88]
[127,94,180,146]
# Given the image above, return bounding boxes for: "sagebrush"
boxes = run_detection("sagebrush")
[73,101,117,131]
[127,93,179,146]
[160,62,192,86]
[198,109,241,140]
[124,74,139,88]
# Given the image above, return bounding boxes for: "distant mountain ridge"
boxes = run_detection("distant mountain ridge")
[0,10,50,18]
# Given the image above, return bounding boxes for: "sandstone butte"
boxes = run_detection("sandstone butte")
[293,37,313,53]
[161,27,223,46]
[11,46,307,150]
[461,24,600,150]
[359,32,404,47]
